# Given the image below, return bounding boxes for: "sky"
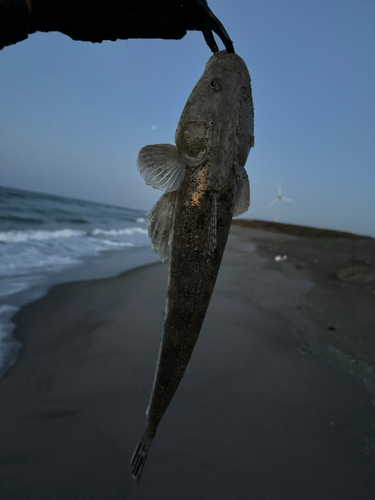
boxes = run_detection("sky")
[0,0,374,236]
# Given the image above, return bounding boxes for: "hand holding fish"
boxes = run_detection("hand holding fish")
[132,50,254,482]
[0,0,233,52]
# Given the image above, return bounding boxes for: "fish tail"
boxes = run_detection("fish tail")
[130,430,154,484]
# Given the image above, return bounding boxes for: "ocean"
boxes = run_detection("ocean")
[0,185,158,377]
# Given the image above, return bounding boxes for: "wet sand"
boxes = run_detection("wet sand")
[232,220,375,366]
[0,223,374,499]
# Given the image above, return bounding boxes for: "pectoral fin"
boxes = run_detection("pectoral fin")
[138,144,186,192]
[233,169,250,217]
[147,191,177,262]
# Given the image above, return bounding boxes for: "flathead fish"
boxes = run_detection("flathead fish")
[131,50,254,482]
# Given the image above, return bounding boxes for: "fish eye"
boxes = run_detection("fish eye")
[209,79,223,92]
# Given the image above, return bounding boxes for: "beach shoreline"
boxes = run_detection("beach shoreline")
[0,245,160,377]
[1,223,374,498]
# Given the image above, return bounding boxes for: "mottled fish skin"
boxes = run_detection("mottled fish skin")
[132,51,254,483]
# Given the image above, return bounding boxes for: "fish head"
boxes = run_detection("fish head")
[175,51,254,169]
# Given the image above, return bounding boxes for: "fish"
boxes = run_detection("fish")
[131,50,254,483]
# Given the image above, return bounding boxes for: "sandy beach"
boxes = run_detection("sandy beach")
[0,222,375,499]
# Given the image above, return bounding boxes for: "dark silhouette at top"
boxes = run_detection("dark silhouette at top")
[0,0,234,52]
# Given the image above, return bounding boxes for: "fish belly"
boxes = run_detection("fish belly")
[146,175,235,432]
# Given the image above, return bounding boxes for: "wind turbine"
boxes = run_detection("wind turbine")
[267,182,294,222]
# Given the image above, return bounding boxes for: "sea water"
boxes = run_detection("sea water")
[0,185,158,376]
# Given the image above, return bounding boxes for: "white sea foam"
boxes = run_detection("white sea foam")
[0,304,19,316]
[136,217,146,223]
[92,227,148,236]
[0,226,149,282]
[0,280,30,298]
[0,251,78,277]
[0,228,85,243]
[99,240,134,247]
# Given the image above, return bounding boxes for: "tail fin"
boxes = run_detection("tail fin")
[131,432,154,484]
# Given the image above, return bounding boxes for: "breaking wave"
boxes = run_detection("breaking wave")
[91,227,147,236]
[0,229,85,243]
